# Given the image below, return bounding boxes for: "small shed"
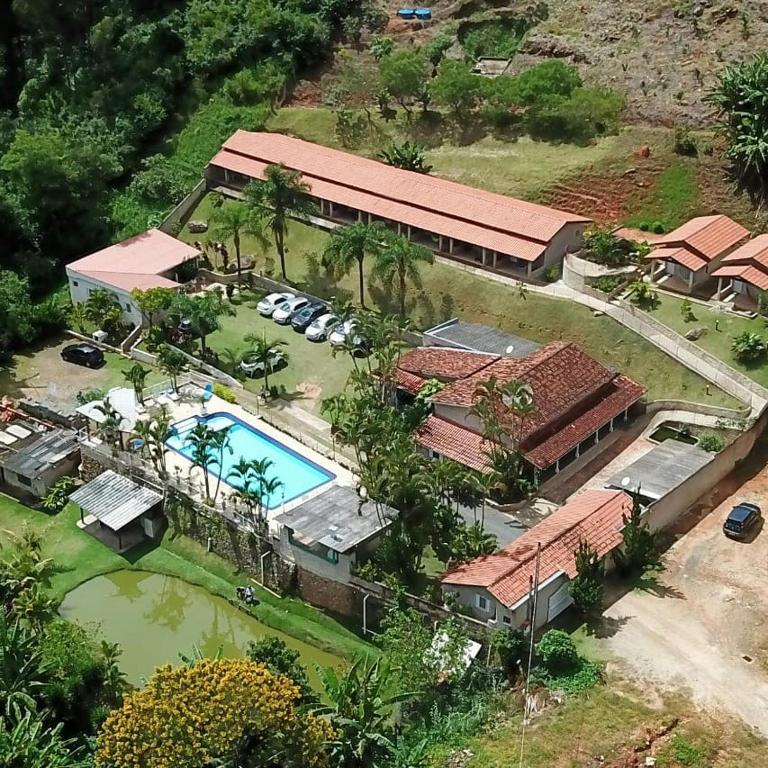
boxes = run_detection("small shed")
[72,470,164,552]
[471,57,512,77]
[273,486,395,581]
[0,428,79,498]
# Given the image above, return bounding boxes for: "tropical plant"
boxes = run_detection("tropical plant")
[317,657,415,768]
[0,609,49,717]
[492,627,527,678]
[122,362,149,404]
[680,297,696,322]
[187,423,217,501]
[157,344,187,392]
[626,280,659,309]
[84,289,122,335]
[697,433,723,453]
[243,332,288,395]
[245,164,316,280]
[568,540,604,615]
[614,492,660,576]
[582,226,643,267]
[731,330,768,363]
[41,476,77,515]
[212,203,268,282]
[172,291,235,353]
[323,221,387,307]
[372,234,433,317]
[0,705,85,768]
[709,53,768,199]
[93,400,123,454]
[95,659,333,768]
[67,303,89,334]
[129,287,175,327]
[451,521,497,563]
[209,426,233,503]
[377,142,432,174]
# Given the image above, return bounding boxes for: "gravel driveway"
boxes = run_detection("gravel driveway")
[596,447,768,735]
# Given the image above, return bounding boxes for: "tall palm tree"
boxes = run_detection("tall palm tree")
[122,362,149,405]
[500,378,535,451]
[227,458,259,522]
[245,164,316,280]
[209,427,233,503]
[212,203,269,283]
[93,400,123,454]
[187,423,217,500]
[372,234,433,318]
[322,222,386,308]
[243,332,288,395]
[158,344,187,392]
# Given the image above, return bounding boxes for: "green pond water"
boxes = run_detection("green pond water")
[59,570,342,687]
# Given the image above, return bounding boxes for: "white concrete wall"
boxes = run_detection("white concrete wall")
[432,403,482,433]
[66,269,144,328]
[276,525,354,582]
[538,222,588,273]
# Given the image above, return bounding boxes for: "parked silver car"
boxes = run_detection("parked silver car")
[272,296,309,324]
[305,313,340,342]
[240,349,286,377]
[328,318,358,347]
[257,291,295,317]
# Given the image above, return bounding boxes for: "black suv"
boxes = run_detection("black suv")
[61,343,105,369]
[291,302,326,332]
[723,502,762,540]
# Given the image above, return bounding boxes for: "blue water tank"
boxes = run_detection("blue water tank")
[415,8,432,19]
[397,8,416,19]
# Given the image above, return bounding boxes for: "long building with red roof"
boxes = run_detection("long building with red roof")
[441,489,632,628]
[395,341,645,479]
[206,131,591,280]
[712,234,768,310]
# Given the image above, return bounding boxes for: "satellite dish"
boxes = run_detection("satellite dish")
[621,476,631,487]
[505,344,515,355]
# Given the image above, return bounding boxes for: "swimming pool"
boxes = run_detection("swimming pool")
[166,412,335,508]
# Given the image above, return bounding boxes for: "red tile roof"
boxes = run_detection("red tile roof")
[67,229,200,293]
[416,416,493,473]
[441,490,632,608]
[413,342,645,470]
[712,235,768,291]
[393,368,427,395]
[645,246,707,273]
[655,214,749,261]
[398,347,499,381]
[209,131,590,262]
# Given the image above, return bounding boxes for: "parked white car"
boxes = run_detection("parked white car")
[305,313,340,342]
[240,349,286,377]
[257,292,295,317]
[272,296,309,324]
[328,318,358,347]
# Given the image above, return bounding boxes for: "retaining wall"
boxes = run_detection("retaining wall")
[159,179,208,235]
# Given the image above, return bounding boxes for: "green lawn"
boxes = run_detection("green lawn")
[0,496,371,660]
[181,195,739,408]
[648,293,768,390]
[266,107,655,201]
[624,160,700,232]
[206,291,355,414]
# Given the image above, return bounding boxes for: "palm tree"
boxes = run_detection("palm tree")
[209,426,233,503]
[67,302,89,333]
[0,610,48,717]
[122,362,149,405]
[187,423,217,501]
[322,222,386,308]
[212,203,268,283]
[499,378,535,451]
[93,400,123,454]
[227,458,259,522]
[245,164,316,280]
[243,332,288,395]
[158,344,188,392]
[372,234,433,318]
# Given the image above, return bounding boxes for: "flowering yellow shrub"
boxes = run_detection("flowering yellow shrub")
[96,659,332,768]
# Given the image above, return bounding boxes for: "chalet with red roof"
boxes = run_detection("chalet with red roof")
[207,131,591,280]
[712,234,768,311]
[646,214,749,294]
[66,229,200,327]
[441,489,632,628]
[396,342,645,480]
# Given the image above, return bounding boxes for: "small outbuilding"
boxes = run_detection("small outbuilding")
[0,428,80,499]
[72,470,164,552]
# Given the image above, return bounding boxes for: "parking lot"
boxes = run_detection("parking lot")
[0,336,163,412]
[596,441,768,735]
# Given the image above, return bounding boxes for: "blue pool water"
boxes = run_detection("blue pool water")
[166,412,335,508]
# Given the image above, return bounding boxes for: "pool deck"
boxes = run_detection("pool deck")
[162,386,355,522]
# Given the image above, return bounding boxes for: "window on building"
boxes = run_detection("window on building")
[125,303,131,311]
[72,280,79,287]
[502,615,511,625]
[16,474,32,487]
[475,594,489,611]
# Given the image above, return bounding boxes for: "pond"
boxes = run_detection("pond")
[59,570,342,687]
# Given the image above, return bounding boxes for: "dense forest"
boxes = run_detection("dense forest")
[0,0,375,298]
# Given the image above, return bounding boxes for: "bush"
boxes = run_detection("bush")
[731,331,768,363]
[674,126,698,156]
[536,630,578,675]
[213,383,237,403]
[651,220,666,234]
[459,19,530,60]
[593,275,623,294]
[537,657,603,694]
[697,433,723,453]
[543,265,561,282]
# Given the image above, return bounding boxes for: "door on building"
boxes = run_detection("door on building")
[547,581,573,622]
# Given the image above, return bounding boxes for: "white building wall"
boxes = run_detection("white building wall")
[538,222,588,273]
[66,269,144,328]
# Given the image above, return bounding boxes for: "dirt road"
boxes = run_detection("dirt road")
[597,445,768,735]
